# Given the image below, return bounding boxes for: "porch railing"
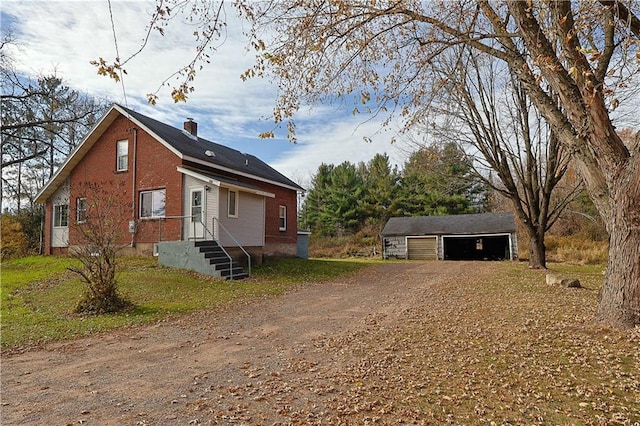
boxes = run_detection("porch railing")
[157,215,250,278]
[211,216,252,277]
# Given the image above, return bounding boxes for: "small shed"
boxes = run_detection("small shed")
[381,212,518,261]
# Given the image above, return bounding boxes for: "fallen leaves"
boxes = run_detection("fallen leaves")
[171,262,638,424]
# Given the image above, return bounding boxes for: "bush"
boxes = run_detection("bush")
[309,229,382,259]
[74,291,132,315]
[0,215,29,260]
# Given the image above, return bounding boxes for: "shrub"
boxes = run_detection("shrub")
[0,215,29,260]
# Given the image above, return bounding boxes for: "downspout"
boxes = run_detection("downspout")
[39,204,45,254]
[130,128,138,247]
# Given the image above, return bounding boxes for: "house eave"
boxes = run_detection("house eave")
[183,155,302,192]
[177,166,276,198]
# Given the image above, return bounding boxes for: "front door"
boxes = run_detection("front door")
[189,188,205,239]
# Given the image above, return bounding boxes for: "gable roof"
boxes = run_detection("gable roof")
[35,103,302,203]
[117,105,302,191]
[381,212,516,236]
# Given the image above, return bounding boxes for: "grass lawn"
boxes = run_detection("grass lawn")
[2,256,638,423]
[1,256,373,350]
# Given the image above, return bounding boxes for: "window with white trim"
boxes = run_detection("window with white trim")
[54,204,69,227]
[279,205,286,231]
[140,189,166,218]
[228,189,238,218]
[76,197,87,223]
[116,140,128,171]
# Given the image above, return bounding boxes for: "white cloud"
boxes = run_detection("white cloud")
[2,1,416,187]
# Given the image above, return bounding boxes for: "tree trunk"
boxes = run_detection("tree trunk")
[526,228,547,269]
[597,185,640,327]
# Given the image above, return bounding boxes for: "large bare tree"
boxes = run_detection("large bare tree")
[1,32,109,213]
[425,49,582,269]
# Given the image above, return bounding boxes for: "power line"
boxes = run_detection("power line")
[107,0,128,106]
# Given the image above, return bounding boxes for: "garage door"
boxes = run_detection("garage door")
[407,237,437,260]
[443,235,511,260]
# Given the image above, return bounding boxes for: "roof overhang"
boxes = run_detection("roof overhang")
[182,155,303,193]
[177,166,275,198]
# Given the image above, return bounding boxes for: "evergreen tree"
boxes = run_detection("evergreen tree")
[301,163,334,235]
[323,161,365,236]
[360,153,400,230]
[396,143,485,216]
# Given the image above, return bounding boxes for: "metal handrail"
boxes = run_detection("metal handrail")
[158,215,212,242]
[157,215,250,278]
[158,215,191,242]
[212,216,252,277]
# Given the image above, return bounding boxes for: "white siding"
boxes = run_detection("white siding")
[182,174,220,238]
[181,175,265,247]
[207,185,219,229]
[218,188,264,247]
[51,178,70,247]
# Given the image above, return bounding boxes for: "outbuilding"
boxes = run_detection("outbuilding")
[381,212,518,261]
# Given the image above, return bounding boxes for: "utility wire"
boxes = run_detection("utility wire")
[107,0,128,107]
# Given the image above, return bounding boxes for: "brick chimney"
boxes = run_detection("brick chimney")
[184,118,197,137]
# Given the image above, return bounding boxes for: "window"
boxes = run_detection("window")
[279,205,287,231]
[140,189,166,218]
[228,189,238,217]
[53,204,69,227]
[116,140,128,171]
[76,197,87,223]
[191,190,202,223]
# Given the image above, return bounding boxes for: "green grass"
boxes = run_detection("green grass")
[1,256,372,350]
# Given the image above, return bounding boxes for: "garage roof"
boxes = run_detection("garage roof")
[381,212,516,236]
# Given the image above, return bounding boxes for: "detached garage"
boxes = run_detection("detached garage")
[381,212,518,261]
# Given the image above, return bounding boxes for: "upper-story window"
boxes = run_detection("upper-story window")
[228,189,238,218]
[279,205,287,231]
[116,140,128,171]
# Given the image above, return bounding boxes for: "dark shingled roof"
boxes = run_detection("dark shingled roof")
[119,104,302,191]
[381,212,516,236]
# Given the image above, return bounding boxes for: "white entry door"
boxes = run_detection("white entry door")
[189,188,205,239]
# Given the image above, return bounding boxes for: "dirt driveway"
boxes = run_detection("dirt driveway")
[2,261,483,425]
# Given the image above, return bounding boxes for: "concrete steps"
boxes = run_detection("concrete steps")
[194,240,249,280]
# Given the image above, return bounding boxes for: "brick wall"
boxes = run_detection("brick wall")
[262,182,298,245]
[66,115,183,250]
[43,201,51,254]
[44,113,299,257]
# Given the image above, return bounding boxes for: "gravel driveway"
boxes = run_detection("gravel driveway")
[2,261,482,425]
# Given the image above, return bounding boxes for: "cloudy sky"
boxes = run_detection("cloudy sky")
[1,0,413,188]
